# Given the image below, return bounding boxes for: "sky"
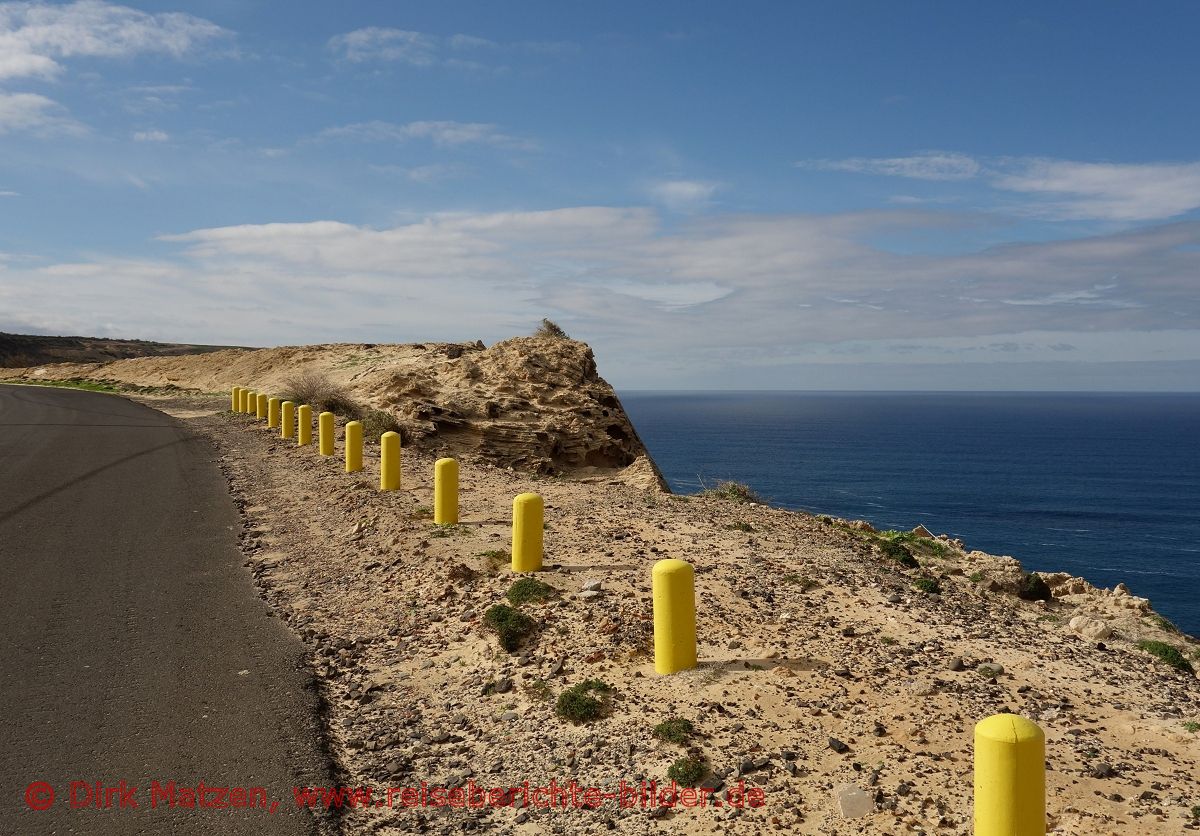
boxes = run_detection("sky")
[2,1,1199,390]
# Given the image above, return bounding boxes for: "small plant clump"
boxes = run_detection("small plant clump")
[968,571,985,583]
[506,577,555,606]
[725,521,754,532]
[555,679,613,724]
[913,577,942,595]
[535,318,570,339]
[483,604,537,652]
[666,756,707,787]
[1017,572,1052,601]
[1148,614,1180,633]
[1182,721,1199,733]
[283,370,361,418]
[360,408,401,441]
[700,481,762,504]
[1137,640,1195,674]
[653,717,695,745]
[879,539,919,569]
[782,573,819,591]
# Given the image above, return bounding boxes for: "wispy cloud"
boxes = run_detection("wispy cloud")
[328,26,574,70]
[132,129,168,142]
[647,179,719,212]
[0,91,84,135]
[316,119,537,151]
[800,151,1200,222]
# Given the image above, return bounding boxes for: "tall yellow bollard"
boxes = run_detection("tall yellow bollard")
[380,431,401,491]
[652,559,697,674]
[267,397,280,429]
[318,412,334,455]
[256,393,268,420]
[231,386,241,412]
[241,389,252,413]
[281,401,295,439]
[434,458,459,525]
[345,421,363,473]
[297,405,312,446]
[511,492,543,572]
[974,714,1046,836]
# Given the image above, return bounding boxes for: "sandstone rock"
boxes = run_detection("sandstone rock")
[1068,615,1112,641]
[911,524,934,538]
[835,784,874,818]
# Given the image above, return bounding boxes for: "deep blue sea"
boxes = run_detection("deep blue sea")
[619,392,1200,636]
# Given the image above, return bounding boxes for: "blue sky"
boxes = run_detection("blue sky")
[2,1,1199,389]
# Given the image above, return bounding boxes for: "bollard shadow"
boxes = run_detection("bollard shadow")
[692,656,831,681]
[552,563,640,572]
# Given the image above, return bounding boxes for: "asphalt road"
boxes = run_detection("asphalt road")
[0,385,335,835]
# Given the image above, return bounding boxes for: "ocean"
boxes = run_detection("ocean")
[618,392,1200,637]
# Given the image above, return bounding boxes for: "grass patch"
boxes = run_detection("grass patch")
[5,378,119,392]
[412,506,433,519]
[699,480,762,504]
[506,577,555,606]
[430,523,471,538]
[1137,640,1195,674]
[878,529,949,556]
[483,604,537,652]
[880,636,897,646]
[555,679,613,724]
[782,573,819,591]
[1183,721,1199,733]
[666,756,707,787]
[282,370,361,418]
[912,577,942,595]
[524,679,552,702]
[968,571,985,583]
[1147,614,1180,633]
[652,717,695,745]
[724,521,754,532]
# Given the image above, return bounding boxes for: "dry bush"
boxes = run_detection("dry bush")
[535,318,570,339]
[283,370,361,418]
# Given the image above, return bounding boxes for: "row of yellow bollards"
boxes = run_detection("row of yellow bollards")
[231,384,1047,834]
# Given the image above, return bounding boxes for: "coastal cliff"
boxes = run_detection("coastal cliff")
[2,337,1197,834]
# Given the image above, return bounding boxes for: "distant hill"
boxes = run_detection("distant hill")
[0,332,244,368]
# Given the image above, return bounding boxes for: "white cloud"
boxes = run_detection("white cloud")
[801,152,981,181]
[317,119,536,150]
[647,179,718,212]
[0,189,17,196]
[0,0,229,81]
[327,27,436,65]
[371,162,469,183]
[132,128,167,142]
[802,151,1200,222]
[0,91,83,134]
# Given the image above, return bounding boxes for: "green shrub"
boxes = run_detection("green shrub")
[968,571,985,583]
[725,521,753,532]
[1148,614,1180,633]
[666,756,707,787]
[652,717,695,745]
[879,540,919,569]
[700,481,761,503]
[1017,572,1052,601]
[506,577,555,606]
[483,604,537,652]
[360,408,401,442]
[555,679,613,724]
[1137,640,1195,674]
[913,577,941,595]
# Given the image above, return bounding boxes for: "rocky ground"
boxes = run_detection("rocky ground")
[126,389,1200,836]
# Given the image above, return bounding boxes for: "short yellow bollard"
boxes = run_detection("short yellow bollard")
[280,401,295,439]
[267,397,280,429]
[652,559,697,674]
[297,405,312,446]
[256,393,268,420]
[345,421,363,473]
[241,389,252,413]
[318,411,334,455]
[973,714,1046,836]
[231,386,241,412]
[380,431,401,491]
[434,458,459,525]
[511,492,543,572]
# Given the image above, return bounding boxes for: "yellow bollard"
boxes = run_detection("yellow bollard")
[297,405,312,446]
[511,492,543,572]
[241,389,252,413]
[318,412,334,455]
[973,714,1046,836]
[267,397,280,429]
[652,559,697,674]
[231,386,241,412]
[345,421,363,473]
[434,458,459,525]
[256,393,268,420]
[380,431,401,491]
[281,401,295,439]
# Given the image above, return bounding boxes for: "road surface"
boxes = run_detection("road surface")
[0,385,335,835]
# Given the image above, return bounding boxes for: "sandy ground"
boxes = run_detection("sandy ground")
[116,389,1200,836]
